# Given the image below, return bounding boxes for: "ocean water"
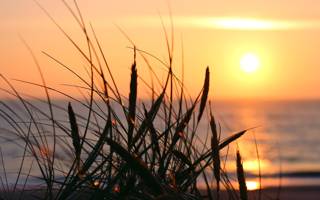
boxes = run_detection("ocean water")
[212,100,320,188]
[0,99,320,189]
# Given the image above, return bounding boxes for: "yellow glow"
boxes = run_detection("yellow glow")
[204,17,320,30]
[243,160,260,171]
[129,17,313,31]
[212,18,274,30]
[243,159,264,172]
[240,53,260,73]
[246,181,260,191]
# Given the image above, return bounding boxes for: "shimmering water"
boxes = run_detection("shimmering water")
[1,99,320,188]
[213,100,320,188]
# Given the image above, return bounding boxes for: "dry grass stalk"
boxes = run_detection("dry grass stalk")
[236,150,248,200]
[197,67,210,122]
[68,102,81,171]
[210,107,220,199]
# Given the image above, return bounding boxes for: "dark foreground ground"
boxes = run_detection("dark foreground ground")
[221,186,320,200]
[1,186,319,199]
[256,186,320,200]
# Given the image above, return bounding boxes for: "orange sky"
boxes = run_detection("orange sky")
[1,0,320,100]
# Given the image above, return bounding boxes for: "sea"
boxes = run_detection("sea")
[0,99,320,189]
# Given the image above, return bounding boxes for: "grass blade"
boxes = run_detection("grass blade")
[172,149,192,167]
[132,92,165,150]
[219,130,247,150]
[210,109,220,199]
[0,147,9,195]
[128,47,137,150]
[197,67,210,122]
[68,102,81,170]
[236,150,248,200]
[106,138,164,195]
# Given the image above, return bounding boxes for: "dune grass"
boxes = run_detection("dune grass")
[0,1,257,199]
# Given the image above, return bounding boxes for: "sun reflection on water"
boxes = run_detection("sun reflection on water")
[243,159,270,173]
[246,181,260,191]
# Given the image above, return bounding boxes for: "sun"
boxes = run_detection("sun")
[240,53,260,73]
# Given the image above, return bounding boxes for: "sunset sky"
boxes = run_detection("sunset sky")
[1,0,320,100]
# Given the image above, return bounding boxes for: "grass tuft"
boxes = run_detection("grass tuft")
[0,1,262,199]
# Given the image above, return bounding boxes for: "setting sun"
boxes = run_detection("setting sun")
[240,53,260,73]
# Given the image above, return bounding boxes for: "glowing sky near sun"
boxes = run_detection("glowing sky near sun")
[121,16,320,31]
[1,0,320,100]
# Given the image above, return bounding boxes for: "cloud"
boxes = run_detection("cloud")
[119,16,320,31]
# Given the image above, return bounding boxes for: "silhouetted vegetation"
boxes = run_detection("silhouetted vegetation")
[0,1,254,199]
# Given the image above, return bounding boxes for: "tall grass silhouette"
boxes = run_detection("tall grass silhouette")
[0,1,255,199]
